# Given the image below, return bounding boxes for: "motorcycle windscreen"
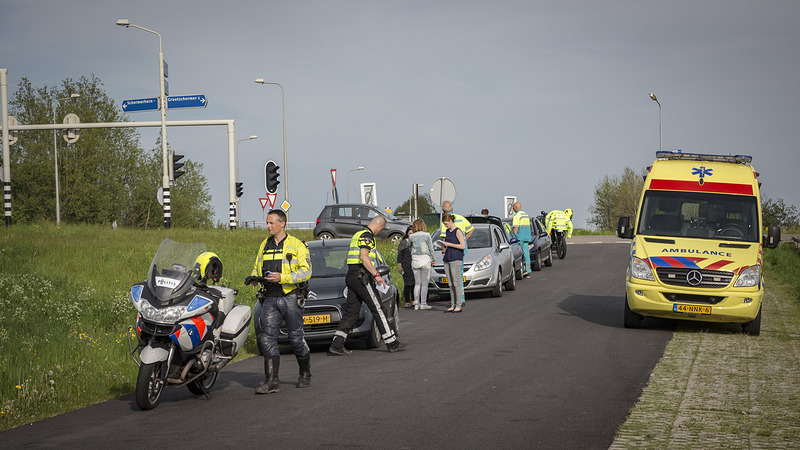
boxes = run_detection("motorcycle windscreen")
[147,238,207,302]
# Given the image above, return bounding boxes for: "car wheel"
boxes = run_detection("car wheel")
[515,263,523,280]
[388,233,403,244]
[317,231,334,240]
[532,251,543,271]
[623,296,642,329]
[365,319,381,349]
[742,305,761,336]
[491,269,503,297]
[544,250,553,267]
[504,267,516,291]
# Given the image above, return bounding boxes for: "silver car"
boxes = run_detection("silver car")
[428,221,516,297]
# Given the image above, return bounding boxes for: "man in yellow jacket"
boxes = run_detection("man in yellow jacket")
[545,209,574,238]
[246,209,312,394]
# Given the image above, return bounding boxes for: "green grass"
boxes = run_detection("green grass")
[0,223,312,430]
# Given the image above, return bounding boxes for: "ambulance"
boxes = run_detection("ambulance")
[617,151,781,335]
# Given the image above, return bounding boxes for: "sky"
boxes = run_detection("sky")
[2,0,799,229]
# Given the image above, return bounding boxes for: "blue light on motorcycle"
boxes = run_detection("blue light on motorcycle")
[130,284,143,305]
[187,295,213,314]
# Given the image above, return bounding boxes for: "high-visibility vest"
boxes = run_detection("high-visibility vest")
[346,228,378,267]
[251,234,312,294]
[512,209,532,241]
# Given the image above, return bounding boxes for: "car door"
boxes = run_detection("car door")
[493,226,512,278]
[331,206,361,237]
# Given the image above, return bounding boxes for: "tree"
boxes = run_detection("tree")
[762,197,799,230]
[8,75,214,228]
[588,166,647,231]
[395,193,436,217]
[9,75,140,224]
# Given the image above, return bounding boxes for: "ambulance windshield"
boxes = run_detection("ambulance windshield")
[637,191,759,242]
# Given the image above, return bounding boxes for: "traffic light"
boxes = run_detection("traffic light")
[265,160,280,194]
[235,182,244,199]
[172,153,185,181]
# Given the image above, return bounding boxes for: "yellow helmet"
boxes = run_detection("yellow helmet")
[564,209,573,219]
[194,252,223,284]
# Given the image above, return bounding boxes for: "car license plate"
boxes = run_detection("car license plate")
[673,304,711,315]
[303,314,331,325]
[440,276,466,285]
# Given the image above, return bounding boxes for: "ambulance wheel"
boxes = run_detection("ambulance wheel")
[623,297,642,329]
[742,306,762,336]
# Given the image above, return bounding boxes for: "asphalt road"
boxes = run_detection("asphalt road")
[2,241,673,449]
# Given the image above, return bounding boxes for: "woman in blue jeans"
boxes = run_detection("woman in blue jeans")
[409,219,435,310]
[441,214,466,313]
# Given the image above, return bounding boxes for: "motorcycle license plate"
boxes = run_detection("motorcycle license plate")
[440,276,466,285]
[673,304,711,315]
[303,314,331,325]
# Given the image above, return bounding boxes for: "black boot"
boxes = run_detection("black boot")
[328,335,352,356]
[387,339,407,353]
[256,356,280,394]
[296,354,311,388]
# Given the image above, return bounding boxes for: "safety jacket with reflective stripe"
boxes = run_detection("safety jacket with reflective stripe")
[346,228,379,267]
[512,209,532,241]
[546,210,573,237]
[251,234,312,294]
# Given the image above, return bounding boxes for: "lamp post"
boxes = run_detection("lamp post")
[254,78,288,219]
[649,92,662,152]
[347,166,364,202]
[117,18,171,228]
[236,135,258,226]
[52,93,80,226]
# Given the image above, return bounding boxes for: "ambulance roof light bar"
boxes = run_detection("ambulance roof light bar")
[655,150,752,165]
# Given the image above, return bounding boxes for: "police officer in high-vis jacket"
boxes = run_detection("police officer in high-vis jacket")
[328,215,405,355]
[246,209,312,394]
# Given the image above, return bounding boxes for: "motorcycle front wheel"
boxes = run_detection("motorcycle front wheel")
[187,372,218,396]
[135,362,167,410]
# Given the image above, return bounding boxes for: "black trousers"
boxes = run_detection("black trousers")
[334,269,397,345]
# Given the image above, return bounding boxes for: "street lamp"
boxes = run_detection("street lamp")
[236,135,258,226]
[254,78,288,219]
[52,93,80,226]
[649,92,662,152]
[117,18,171,228]
[347,166,365,203]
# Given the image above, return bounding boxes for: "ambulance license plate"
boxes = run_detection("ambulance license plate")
[303,314,331,325]
[673,304,711,315]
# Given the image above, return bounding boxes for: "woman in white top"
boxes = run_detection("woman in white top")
[408,219,435,310]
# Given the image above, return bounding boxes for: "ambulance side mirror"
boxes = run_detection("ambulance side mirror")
[617,216,634,239]
[764,225,781,249]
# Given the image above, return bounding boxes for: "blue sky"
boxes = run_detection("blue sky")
[2,1,799,228]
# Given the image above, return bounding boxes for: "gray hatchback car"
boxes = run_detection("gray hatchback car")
[313,203,412,243]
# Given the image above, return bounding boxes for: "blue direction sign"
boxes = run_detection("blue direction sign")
[167,94,208,110]
[121,97,160,113]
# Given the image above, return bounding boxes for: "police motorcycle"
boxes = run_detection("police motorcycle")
[540,211,567,260]
[127,238,251,410]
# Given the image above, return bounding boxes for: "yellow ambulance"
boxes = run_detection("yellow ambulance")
[617,151,781,335]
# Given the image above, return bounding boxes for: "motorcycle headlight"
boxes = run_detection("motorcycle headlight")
[630,256,655,281]
[474,255,493,272]
[130,284,143,306]
[733,265,760,287]
[139,301,186,323]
